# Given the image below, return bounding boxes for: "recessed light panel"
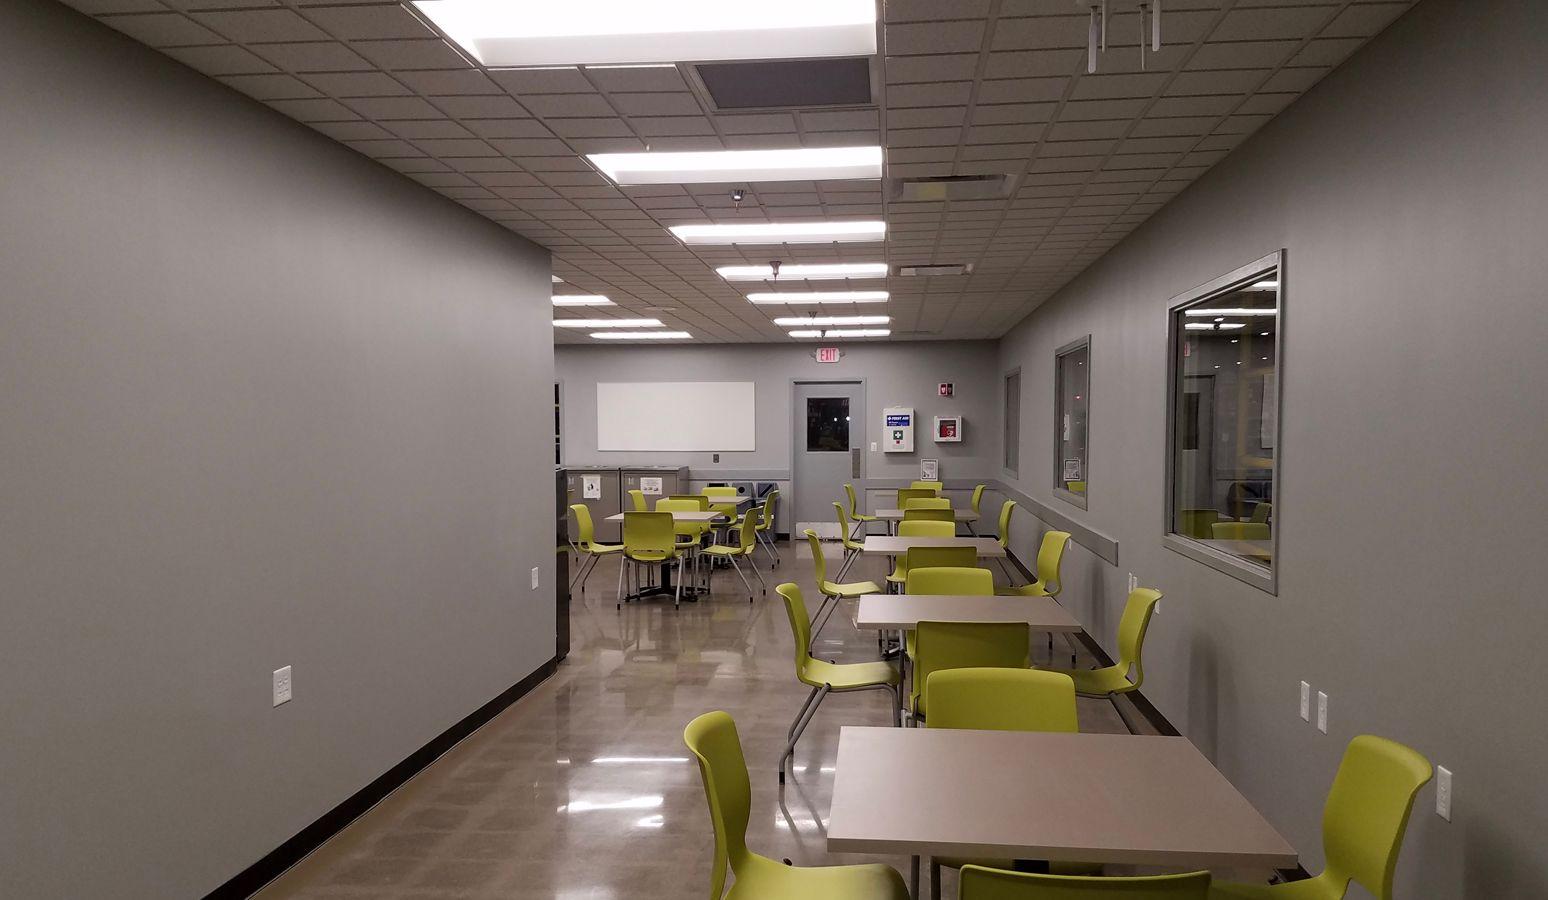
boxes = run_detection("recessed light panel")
[717,262,887,281]
[771,315,889,327]
[746,291,889,304]
[670,221,884,245]
[589,147,882,185]
[1183,308,1278,316]
[553,318,663,328]
[590,331,693,340]
[788,328,890,338]
[411,0,875,68]
[552,295,614,306]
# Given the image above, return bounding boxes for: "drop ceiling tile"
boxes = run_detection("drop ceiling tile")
[433,95,527,118]
[977,77,1068,104]
[302,71,410,96]
[886,20,987,55]
[192,9,327,41]
[350,39,468,70]
[1260,67,1332,93]
[300,4,434,40]
[250,41,372,72]
[1186,40,1300,70]
[887,82,973,107]
[1210,6,1334,42]
[583,65,691,93]
[343,95,444,119]
[163,44,277,75]
[521,93,616,117]
[1166,69,1265,96]
[266,97,358,121]
[970,102,1056,125]
[99,12,221,46]
[487,67,594,94]
[393,69,500,95]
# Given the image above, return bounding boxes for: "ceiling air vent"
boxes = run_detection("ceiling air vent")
[889,174,1014,202]
[895,263,974,277]
[696,58,873,110]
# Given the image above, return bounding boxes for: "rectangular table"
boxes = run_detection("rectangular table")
[855,594,1080,633]
[604,510,727,524]
[874,509,979,522]
[828,727,1297,869]
[862,535,1005,558]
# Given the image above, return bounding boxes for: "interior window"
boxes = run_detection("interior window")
[1054,339,1090,506]
[806,397,850,451]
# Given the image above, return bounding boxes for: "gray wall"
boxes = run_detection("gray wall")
[0,1,556,897]
[996,0,1547,896]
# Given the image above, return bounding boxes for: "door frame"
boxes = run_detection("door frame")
[789,378,867,541]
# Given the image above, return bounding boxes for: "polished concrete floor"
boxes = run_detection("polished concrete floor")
[256,540,1163,900]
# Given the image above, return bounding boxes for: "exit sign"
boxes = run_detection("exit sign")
[814,347,843,363]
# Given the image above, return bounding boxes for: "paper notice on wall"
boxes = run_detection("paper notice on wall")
[921,459,939,481]
[581,475,602,500]
[640,476,663,495]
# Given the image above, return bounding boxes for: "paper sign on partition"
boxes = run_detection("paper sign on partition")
[640,477,663,495]
[581,475,602,500]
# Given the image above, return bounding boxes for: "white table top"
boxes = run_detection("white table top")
[1197,539,1273,561]
[827,727,1297,869]
[861,535,1005,557]
[604,510,727,523]
[699,495,752,505]
[874,509,979,522]
[855,594,1081,633]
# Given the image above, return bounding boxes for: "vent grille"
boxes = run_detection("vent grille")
[889,174,1013,202]
[696,58,872,111]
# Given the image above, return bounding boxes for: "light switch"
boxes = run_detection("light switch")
[1316,691,1328,733]
[1299,681,1310,721]
[273,666,292,707]
[531,566,541,590]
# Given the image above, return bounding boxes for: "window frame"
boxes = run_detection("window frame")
[1052,335,1092,510]
[1002,367,1021,477]
[1162,249,1285,595]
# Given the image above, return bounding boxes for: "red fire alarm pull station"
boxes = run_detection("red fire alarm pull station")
[938,382,953,397]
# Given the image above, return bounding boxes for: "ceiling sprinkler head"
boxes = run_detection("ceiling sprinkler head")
[731,188,745,208]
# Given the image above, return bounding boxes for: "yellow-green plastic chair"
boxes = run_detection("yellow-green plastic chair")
[960,865,1210,899]
[1250,502,1272,524]
[833,502,870,582]
[1211,522,1271,541]
[684,711,909,900]
[670,494,712,509]
[905,497,953,510]
[742,489,781,568]
[902,565,994,660]
[923,668,1082,898]
[704,486,741,540]
[903,507,956,523]
[568,504,623,595]
[1209,735,1432,900]
[805,530,882,650]
[897,488,936,508]
[1178,508,1220,538]
[777,584,902,784]
[1044,587,1161,733]
[899,519,956,538]
[988,500,1019,583]
[887,545,979,591]
[1066,480,1087,494]
[844,482,878,539]
[659,498,709,592]
[910,620,1029,722]
[911,480,944,493]
[628,488,647,511]
[1006,530,1071,599]
[617,511,682,610]
[701,511,765,601]
[967,484,987,534]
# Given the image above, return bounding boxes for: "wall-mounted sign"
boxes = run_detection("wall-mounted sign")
[814,347,843,364]
[921,458,939,481]
[639,476,663,495]
[933,416,963,443]
[581,475,602,499]
[1062,458,1083,481]
[883,407,915,452]
[938,382,954,397]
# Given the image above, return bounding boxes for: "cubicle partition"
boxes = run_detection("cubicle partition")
[564,467,623,543]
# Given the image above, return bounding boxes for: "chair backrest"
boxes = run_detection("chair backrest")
[622,511,675,553]
[904,496,953,510]
[844,482,862,516]
[1320,735,1433,899]
[925,668,1078,733]
[759,490,779,527]
[903,508,955,523]
[1177,508,1219,538]
[970,483,986,514]
[656,497,699,514]
[1250,501,1272,524]
[897,488,935,507]
[776,582,815,672]
[1115,588,1163,689]
[803,530,830,585]
[703,486,738,498]
[906,566,994,596]
[903,547,978,573]
[912,621,1029,716]
[899,520,956,538]
[1066,480,1086,493]
[1211,521,1271,540]
[997,499,1017,548]
[569,504,597,546]
[627,488,647,511]
[683,711,754,900]
[731,509,758,550]
[910,480,944,492]
[959,865,1210,899]
[670,494,711,510]
[1035,531,1072,595]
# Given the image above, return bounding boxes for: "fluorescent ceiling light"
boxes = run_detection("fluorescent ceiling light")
[591,331,693,340]
[1244,280,1280,291]
[589,147,882,185]
[789,328,890,338]
[552,295,614,306]
[1185,308,1278,316]
[553,318,662,328]
[670,221,885,245]
[1185,323,1247,330]
[551,275,564,283]
[772,315,889,326]
[746,291,889,304]
[717,262,887,281]
[411,0,875,68]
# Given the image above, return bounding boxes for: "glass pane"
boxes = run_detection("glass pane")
[806,397,850,451]
[1055,343,1089,497]
[1170,268,1278,570]
[1003,372,1021,472]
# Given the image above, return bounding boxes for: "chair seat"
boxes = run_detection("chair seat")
[626,549,676,563]
[850,512,878,522]
[701,544,749,558]
[730,853,908,900]
[799,658,899,691]
[842,539,866,552]
[822,579,881,598]
[583,543,624,554]
[998,581,1052,597]
[1043,664,1133,696]
[1209,875,1335,899]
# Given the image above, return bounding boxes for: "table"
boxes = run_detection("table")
[1198,539,1273,563]
[605,510,730,601]
[827,727,1297,869]
[862,535,1005,558]
[604,510,727,524]
[854,594,1080,633]
[874,509,979,522]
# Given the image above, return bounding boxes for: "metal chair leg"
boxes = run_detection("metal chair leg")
[780,683,829,783]
[727,553,754,601]
[930,859,942,900]
[748,554,767,595]
[808,594,836,651]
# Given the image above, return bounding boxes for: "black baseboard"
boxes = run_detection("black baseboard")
[205,657,560,900]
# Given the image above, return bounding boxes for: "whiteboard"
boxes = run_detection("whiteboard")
[597,382,756,451]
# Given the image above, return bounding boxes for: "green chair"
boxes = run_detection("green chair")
[1065,480,1087,494]
[903,507,956,523]
[1005,530,1071,599]
[627,488,647,511]
[701,511,765,601]
[1250,502,1272,524]
[960,866,1210,899]
[1043,588,1162,733]
[905,496,953,510]
[568,504,623,595]
[742,489,781,568]
[910,480,944,493]
[704,486,741,540]
[1178,508,1220,538]
[910,620,1029,722]
[805,530,882,650]
[844,482,878,539]
[992,500,1019,584]
[658,498,709,592]
[899,519,956,538]
[967,484,987,534]
[1209,735,1432,900]
[886,545,979,592]
[902,566,994,661]
[777,584,902,784]
[897,488,936,508]
[670,494,712,509]
[617,511,683,610]
[684,711,909,900]
[833,502,870,582]
[1211,522,1271,541]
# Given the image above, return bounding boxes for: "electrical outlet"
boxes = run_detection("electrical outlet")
[870,441,878,452]
[712,453,720,463]
[1299,681,1311,721]
[531,566,541,590]
[1435,766,1452,821]
[1316,691,1328,733]
[272,666,292,707]
[1127,572,1138,592]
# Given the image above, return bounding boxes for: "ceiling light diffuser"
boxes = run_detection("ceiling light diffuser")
[589,147,882,185]
[772,315,889,327]
[553,318,662,328]
[1184,323,1247,330]
[717,262,887,281]
[1184,308,1278,317]
[746,291,889,304]
[411,0,875,68]
[670,221,885,245]
[551,275,564,283]
[590,331,693,340]
[789,328,890,338]
[552,295,614,306]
